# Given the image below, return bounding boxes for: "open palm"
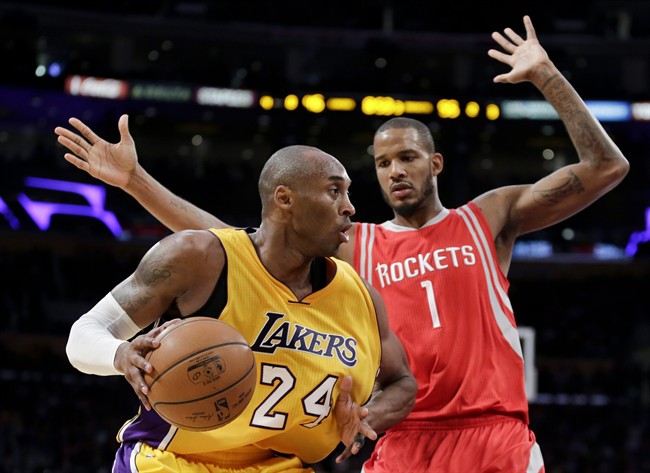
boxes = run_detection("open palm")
[54,114,138,189]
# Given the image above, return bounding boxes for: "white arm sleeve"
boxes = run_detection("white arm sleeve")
[66,292,142,376]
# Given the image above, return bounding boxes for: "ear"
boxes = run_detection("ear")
[430,152,444,176]
[273,185,293,209]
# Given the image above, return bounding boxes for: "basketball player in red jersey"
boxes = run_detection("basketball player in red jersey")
[56,16,629,472]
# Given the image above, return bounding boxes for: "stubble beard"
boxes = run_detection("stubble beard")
[381,178,434,217]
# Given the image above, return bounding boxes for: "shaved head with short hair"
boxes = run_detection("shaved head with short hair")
[374,117,436,154]
[258,145,340,210]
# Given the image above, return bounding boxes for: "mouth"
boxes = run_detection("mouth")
[340,223,352,243]
[390,182,413,198]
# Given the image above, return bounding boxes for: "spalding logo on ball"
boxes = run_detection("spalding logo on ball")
[144,317,257,431]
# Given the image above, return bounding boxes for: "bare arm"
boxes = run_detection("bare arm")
[363,281,417,432]
[475,15,630,270]
[127,164,227,231]
[334,279,416,463]
[55,114,231,232]
[68,230,223,408]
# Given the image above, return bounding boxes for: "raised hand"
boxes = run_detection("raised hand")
[333,375,378,463]
[54,114,138,189]
[488,15,552,85]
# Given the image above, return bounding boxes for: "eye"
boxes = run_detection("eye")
[329,186,351,198]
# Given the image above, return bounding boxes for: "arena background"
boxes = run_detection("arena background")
[0,1,649,472]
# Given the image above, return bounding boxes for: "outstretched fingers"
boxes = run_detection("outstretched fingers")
[487,47,512,67]
[523,15,537,40]
[491,31,517,53]
[62,153,91,172]
[68,117,102,145]
[503,27,525,46]
[56,132,88,156]
[117,114,132,143]
[487,15,543,84]
[491,15,535,53]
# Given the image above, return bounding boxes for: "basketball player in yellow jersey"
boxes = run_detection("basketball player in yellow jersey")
[65,145,417,472]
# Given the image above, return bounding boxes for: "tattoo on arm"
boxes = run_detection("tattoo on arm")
[170,198,190,213]
[539,71,560,93]
[170,198,212,226]
[543,75,617,167]
[115,252,172,312]
[541,74,571,117]
[572,115,617,167]
[138,252,172,286]
[533,170,584,206]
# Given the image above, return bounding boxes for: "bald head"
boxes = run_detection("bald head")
[258,145,344,210]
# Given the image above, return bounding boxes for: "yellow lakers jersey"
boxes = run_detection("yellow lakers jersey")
[118,228,382,464]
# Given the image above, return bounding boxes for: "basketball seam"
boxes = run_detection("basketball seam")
[149,341,251,386]
[152,361,255,406]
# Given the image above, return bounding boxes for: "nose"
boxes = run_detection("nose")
[341,193,356,217]
[388,160,405,178]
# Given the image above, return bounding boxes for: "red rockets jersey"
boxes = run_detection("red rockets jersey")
[354,202,529,426]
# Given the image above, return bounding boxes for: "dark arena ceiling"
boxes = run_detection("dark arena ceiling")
[2,0,650,97]
[0,1,649,246]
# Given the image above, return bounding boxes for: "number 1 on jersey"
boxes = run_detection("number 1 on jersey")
[420,280,441,328]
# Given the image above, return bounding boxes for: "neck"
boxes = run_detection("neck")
[249,225,314,299]
[392,198,445,229]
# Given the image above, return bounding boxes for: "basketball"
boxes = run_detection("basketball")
[144,317,256,431]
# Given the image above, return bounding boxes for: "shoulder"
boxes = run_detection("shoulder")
[472,185,528,234]
[144,229,225,268]
[164,228,222,250]
[130,230,228,316]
